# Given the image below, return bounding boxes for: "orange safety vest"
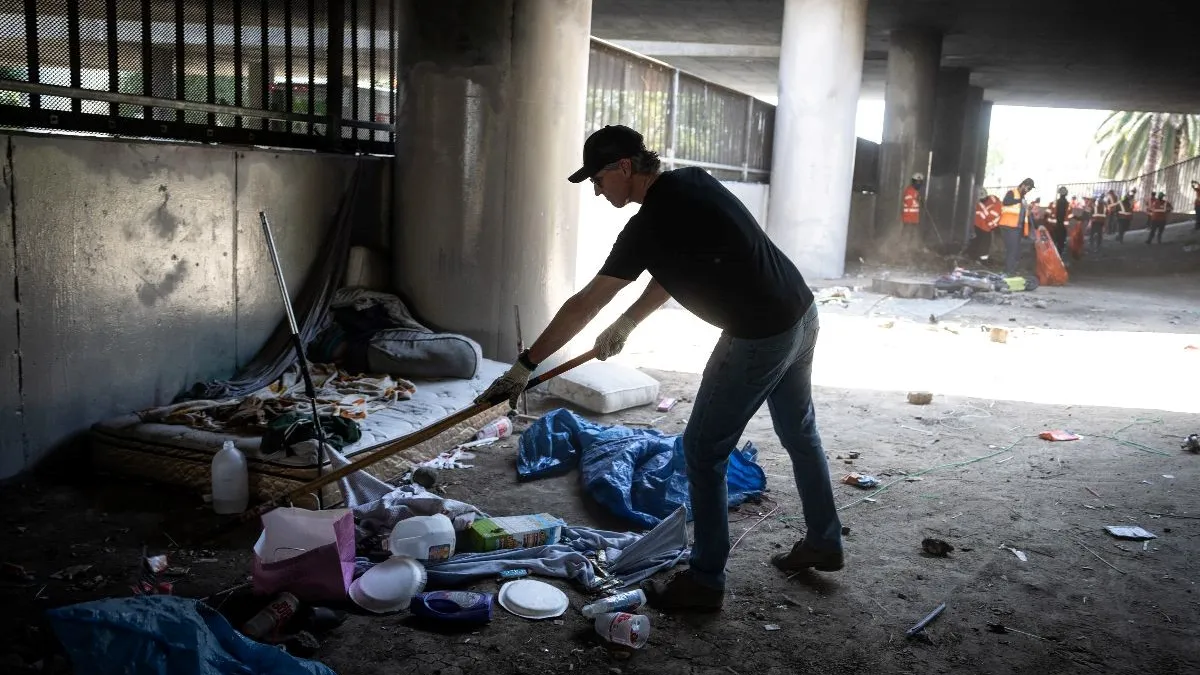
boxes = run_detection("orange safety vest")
[1149,197,1170,222]
[902,185,921,224]
[974,195,1001,232]
[997,188,1030,237]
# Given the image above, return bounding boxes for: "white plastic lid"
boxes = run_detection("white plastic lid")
[349,556,427,614]
[497,579,568,620]
[388,514,456,561]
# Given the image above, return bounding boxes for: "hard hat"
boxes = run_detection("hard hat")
[912,172,925,182]
[1058,186,1068,196]
[388,514,456,561]
[1020,177,1035,189]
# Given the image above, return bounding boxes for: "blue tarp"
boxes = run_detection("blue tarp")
[517,408,766,529]
[47,596,335,675]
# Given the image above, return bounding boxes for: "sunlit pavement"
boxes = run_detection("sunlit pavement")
[571,306,1200,415]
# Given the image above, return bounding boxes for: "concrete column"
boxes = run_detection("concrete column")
[975,100,994,192]
[765,0,867,279]
[926,68,969,248]
[873,29,942,253]
[393,0,590,361]
[953,86,984,242]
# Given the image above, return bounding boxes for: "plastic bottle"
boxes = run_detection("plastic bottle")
[211,440,249,514]
[581,589,647,618]
[593,612,650,649]
[475,416,512,441]
[241,592,300,641]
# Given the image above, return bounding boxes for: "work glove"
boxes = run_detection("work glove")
[594,315,639,361]
[474,361,533,409]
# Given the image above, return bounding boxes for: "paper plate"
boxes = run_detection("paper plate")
[497,579,568,620]
[349,556,427,614]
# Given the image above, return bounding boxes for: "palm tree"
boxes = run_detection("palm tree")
[1096,111,1200,182]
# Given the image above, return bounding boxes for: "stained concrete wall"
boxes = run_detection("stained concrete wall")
[0,133,390,478]
[393,0,591,363]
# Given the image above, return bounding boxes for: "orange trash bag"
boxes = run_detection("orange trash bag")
[1034,226,1068,286]
[1068,221,1085,260]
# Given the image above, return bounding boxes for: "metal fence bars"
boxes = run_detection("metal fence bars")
[985,154,1200,226]
[0,0,395,153]
[586,39,773,183]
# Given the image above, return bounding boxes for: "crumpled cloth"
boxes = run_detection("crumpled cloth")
[47,595,334,675]
[328,448,688,590]
[140,363,415,432]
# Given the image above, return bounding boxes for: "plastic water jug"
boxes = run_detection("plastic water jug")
[211,440,249,514]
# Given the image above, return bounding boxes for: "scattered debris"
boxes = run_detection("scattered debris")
[1162,474,1175,479]
[1084,486,1101,499]
[987,622,1046,640]
[1075,539,1126,575]
[841,526,851,536]
[656,398,677,413]
[2,562,33,582]
[905,602,946,639]
[763,624,781,631]
[49,564,93,581]
[815,286,854,306]
[412,466,440,489]
[1182,434,1200,453]
[841,473,880,489]
[999,544,1027,562]
[846,451,860,460]
[1039,430,1081,442]
[907,392,933,405]
[1104,526,1156,541]
[989,327,1009,344]
[921,538,954,557]
[1033,300,1048,309]
[904,476,924,482]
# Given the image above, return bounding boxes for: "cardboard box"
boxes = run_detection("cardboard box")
[465,514,564,552]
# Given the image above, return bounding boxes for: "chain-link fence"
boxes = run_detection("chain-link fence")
[0,0,395,153]
[586,39,773,183]
[986,154,1200,226]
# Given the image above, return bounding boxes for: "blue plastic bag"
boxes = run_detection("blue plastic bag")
[517,408,766,528]
[47,596,335,675]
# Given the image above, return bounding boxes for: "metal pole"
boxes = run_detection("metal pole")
[514,305,527,415]
[259,211,331,490]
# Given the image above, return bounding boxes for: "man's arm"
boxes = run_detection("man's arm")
[1002,190,1020,206]
[526,275,631,364]
[621,279,671,323]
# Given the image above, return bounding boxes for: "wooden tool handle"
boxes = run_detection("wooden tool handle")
[204,349,597,539]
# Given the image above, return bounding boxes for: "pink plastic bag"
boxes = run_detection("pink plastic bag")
[252,507,356,602]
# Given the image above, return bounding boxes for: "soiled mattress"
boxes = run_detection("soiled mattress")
[91,360,509,508]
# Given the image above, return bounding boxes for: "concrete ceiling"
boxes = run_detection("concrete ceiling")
[592,0,1200,112]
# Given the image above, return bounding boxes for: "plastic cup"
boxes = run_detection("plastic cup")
[593,612,650,649]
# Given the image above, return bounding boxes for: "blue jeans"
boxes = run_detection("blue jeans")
[683,303,841,590]
[1000,226,1021,276]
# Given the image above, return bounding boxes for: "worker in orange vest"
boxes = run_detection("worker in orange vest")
[901,172,924,249]
[997,178,1035,276]
[965,186,1001,260]
[1146,191,1172,244]
[1088,193,1107,250]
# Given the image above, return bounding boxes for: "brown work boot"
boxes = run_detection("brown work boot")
[643,570,724,612]
[771,539,844,573]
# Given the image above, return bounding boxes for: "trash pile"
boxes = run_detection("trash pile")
[40,410,711,673]
[933,268,1040,297]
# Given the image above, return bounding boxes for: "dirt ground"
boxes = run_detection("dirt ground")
[1,222,1198,675]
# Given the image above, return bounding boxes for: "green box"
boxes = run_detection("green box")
[465,513,565,552]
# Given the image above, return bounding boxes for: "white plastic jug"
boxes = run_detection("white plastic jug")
[211,440,249,514]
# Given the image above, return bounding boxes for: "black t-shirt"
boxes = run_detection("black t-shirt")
[598,167,813,339]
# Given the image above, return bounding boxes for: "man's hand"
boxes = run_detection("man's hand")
[474,361,533,409]
[594,315,639,361]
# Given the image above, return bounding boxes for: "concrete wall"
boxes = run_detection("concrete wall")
[0,133,390,478]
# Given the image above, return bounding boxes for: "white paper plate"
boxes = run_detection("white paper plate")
[497,579,568,620]
[349,556,427,614]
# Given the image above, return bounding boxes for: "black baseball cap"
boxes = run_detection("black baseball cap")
[567,125,646,183]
